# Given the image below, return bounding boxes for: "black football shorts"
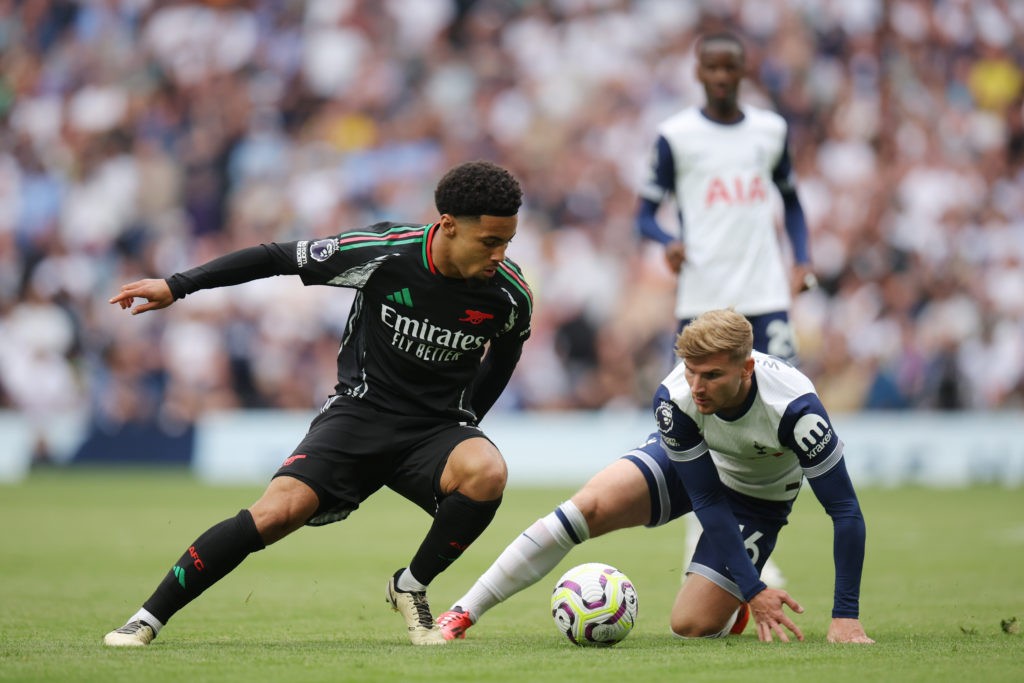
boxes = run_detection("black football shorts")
[273,396,491,526]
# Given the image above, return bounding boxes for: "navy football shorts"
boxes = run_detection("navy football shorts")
[622,432,794,600]
[274,396,491,526]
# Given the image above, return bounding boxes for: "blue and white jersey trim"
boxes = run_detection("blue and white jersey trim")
[625,448,674,528]
[663,440,709,463]
[802,438,845,479]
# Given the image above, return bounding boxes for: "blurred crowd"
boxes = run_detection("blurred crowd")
[1,0,1023,461]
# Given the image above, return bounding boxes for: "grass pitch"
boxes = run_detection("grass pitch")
[1,470,1021,682]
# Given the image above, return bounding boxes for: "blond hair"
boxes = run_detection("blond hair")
[674,309,753,363]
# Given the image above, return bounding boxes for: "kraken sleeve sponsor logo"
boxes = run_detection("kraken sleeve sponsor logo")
[310,238,338,262]
[793,413,833,459]
[296,240,309,267]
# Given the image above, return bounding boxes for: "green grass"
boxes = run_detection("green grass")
[1,470,1022,682]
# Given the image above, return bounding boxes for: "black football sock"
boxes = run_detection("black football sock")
[142,509,266,624]
[408,492,502,586]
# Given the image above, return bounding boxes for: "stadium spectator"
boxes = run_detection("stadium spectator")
[1,1,1023,449]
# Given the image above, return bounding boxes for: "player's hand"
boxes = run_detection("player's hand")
[827,618,874,644]
[664,241,686,273]
[109,279,174,315]
[792,264,817,294]
[749,587,804,643]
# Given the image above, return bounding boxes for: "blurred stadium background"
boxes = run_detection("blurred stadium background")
[0,0,1022,484]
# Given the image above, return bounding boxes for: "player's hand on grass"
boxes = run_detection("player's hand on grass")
[827,618,874,644]
[749,587,804,643]
[109,279,174,315]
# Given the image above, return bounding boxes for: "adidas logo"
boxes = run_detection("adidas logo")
[386,288,413,307]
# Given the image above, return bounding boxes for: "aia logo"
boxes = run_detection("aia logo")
[460,309,493,325]
[449,540,470,551]
[282,453,307,467]
[705,176,768,208]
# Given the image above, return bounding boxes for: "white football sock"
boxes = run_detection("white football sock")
[453,500,590,622]
[396,568,428,592]
[130,608,164,634]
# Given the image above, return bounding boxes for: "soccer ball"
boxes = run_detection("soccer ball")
[550,562,638,647]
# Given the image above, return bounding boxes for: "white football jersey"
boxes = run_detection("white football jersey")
[645,106,793,318]
[655,351,844,501]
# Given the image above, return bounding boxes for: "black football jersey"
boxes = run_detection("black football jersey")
[263,222,533,420]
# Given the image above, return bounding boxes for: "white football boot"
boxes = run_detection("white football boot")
[386,570,446,646]
[103,620,156,647]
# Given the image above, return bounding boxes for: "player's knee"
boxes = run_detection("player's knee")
[459,455,507,499]
[667,610,733,643]
[249,485,319,544]
[250,505,306,544]
[670,613,728,639]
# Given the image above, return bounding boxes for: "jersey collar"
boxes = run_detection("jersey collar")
[716,372,758,421]
[699,107,746,126]
[423,222,440,274]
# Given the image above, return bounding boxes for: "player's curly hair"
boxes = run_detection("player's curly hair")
[435,160,522,218]
[675,308,753,363]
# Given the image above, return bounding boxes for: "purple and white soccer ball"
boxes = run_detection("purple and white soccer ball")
[550,562,638,647]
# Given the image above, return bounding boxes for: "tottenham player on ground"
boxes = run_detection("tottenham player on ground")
[437,310,872,645]
[103,161,532,647]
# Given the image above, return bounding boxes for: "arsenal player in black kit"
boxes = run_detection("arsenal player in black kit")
[103,161,532,646]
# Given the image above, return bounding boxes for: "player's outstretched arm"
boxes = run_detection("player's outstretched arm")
[109,278,174,315]
[748,587,805,643]
[827,617,874,644]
